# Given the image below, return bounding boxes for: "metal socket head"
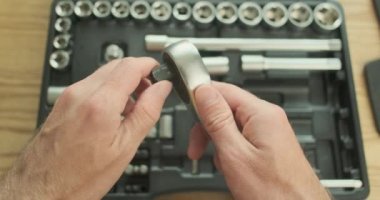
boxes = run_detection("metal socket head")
[53,34,71,49]
[173,2,192,22]
[54,17,72,32]
[74,0,93,18]
[263,2,288,28]
[288,2,313,28]
[192,1,216,25]
[238,2,262,27]
[93,0,112,18]
[50,50,70,70]
[151,1,172,22]
[216,1,238,25]
[111,0,130,19]
[130,0,151,21]
[104,44,124,62]
[314,2,342,31]
[55,0,75,17]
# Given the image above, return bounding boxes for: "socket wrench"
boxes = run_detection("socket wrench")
[216,1,238,25]
[54,17,72,33]
[238,2,262,27]
[49,50,70,70]
[314,2,343,31]
[241,55,342,71]
[55,0,75,17]
[93,0,112,19]
[263,2,288,28]
[288,2,313,28]
[173,2,192,22]
[53,34,71,49]
[111,0,130,19]
[150,1,172,23]
[192,1,216,28]
[145,35,342,52]
[74,0,93,18]
[104,44,124,62]
[130,0,151,21]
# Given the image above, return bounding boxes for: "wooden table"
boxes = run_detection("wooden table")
[0,0,379,199]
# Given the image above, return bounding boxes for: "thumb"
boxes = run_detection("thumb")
[194,84,242,148]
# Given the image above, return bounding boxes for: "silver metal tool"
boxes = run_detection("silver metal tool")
[192,1,216,27]
[241,55,342,71]
[192,160,199,174]
[104,44,124,62]
[288,2,313,28]
[54,17,72,33]
[320,179,363,189]
[238,2,262,27]
[314,2,343,31]
[130,0,151,21]
[49,51,70,71]
[216,1,238,25]
[173,2,192,22]
[93,0,112,18]
[159,115,173,139]
[150,1,172,23]
[47,86,66,105]
[55,0,75,17]
[139,164,149,175]
[53,34,71,49]
[202,57,230,75]
[146,127,157,138]
[111,0,130,19]
[145,35,343,52]
[74,0,93,18]
[262,2,288,28]
[125,164,134,175]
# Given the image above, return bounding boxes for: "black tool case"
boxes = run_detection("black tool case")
[37,0,369,199]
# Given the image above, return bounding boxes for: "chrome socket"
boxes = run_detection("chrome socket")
[314,2,343,31]
[263,2,288,28]
[216,2,238,25]
[238,2,262,27]
[93,0,112,19]
[104,44,125,62]
[150,1,172,23]
[192,1,216,28]
[74,0,93,18]
[53,34,71,49]
[49,50,70,70]
[55,0,75,17]
[47,86,66,105]
[288,2,313,29]
[173,2,192,22]
[130,0,151,21]
[54,17,72,32]
[111,0,130,19]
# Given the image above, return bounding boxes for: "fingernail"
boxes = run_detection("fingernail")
[195,84,219,108]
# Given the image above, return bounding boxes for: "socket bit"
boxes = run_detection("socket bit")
[49,50,70,70]
[124,164,134,175]
[74,0,93,18]
[111,0,130,19]
[238,2,262,27]
[192,1,216,27]
[320,179,362,189]
[314,2,342,31]
[263,2,288,28]
[288,2,313,28]
[139,164,149,175]
[54,17,72,33]
[55,0,75,17]
[202,57,229,75]
[104,44,124,62]
[130,0,151,21]
[47,86,66,105]
[159,115,173,139]
[150,1,172,23]
[93,0,112,18]
[173,2,192,22]
[53,34,71,49]
[216,2,238,25]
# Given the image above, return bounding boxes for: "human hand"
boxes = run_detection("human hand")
[0,57,172,200]
[188,82,330,200]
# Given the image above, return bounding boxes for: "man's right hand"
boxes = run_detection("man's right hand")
[188,82,330,200]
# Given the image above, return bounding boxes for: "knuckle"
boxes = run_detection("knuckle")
[269,105,288,120]
[204,109,234,133]
[81,95,107,120]
[134,103,160,125]
[59,85,79,104]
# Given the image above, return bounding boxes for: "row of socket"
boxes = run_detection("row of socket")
[55,0,342,31]
[124,164,149,176]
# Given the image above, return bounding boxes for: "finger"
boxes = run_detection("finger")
[134,78,152,99]
[122,81,172,144]
[187,123,209,160]
[194,84,245,149]
[122,97,136,116]
[96,57,159,111]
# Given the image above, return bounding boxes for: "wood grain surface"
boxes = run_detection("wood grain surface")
[0,0,379,199]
